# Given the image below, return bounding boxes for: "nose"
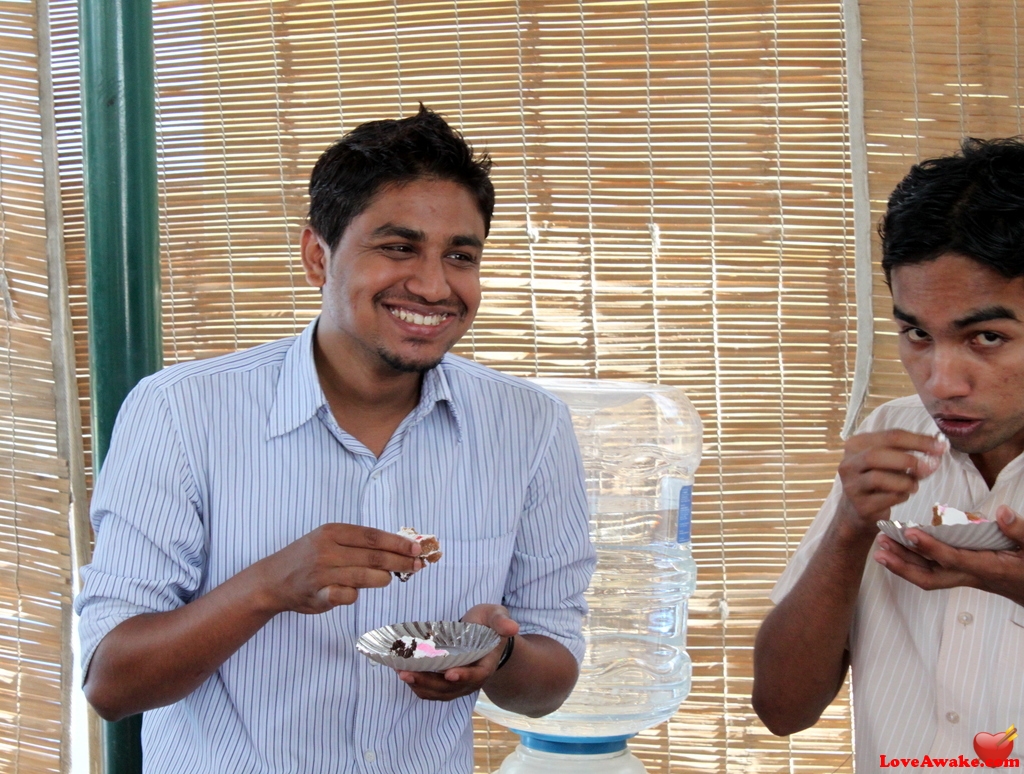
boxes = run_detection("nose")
[405,253,452,303]
[925,344,972,400]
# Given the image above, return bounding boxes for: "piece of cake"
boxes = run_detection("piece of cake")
[394,527,443,581]
[389,634,449,659]
[931,503,987,526]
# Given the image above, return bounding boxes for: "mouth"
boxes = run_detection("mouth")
[384,304,460,331]
[932,413,984,437]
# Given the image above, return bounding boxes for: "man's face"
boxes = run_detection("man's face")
[303,177,485,375]
[892,252,1024,469]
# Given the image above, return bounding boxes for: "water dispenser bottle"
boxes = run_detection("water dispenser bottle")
[476,378,701,771]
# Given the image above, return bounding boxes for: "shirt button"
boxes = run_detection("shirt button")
[371,471,381,481]
[364,749,376,762]
[958,612,974,625]
[946,711,960,724]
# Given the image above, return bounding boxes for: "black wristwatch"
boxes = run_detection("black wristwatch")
[496,635,515,670]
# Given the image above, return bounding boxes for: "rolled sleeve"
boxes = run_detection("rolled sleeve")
[75,380,206,676]
[504,403,596,664]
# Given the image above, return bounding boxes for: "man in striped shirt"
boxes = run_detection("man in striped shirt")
[76,107,596,773]
[754,137,1024,769]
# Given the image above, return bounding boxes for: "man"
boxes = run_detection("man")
[753,137,1024,768]
[76,106,596,773]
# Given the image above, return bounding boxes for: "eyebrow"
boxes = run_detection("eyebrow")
[893,304,1020,329]
[369,223,483,250]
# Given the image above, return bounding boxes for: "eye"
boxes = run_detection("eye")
[973,331,1005,347]
[901,327,929,343]
[446,251,479,265]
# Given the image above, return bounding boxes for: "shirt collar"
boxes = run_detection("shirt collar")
[266,316,464,443]
[267,318,328,439]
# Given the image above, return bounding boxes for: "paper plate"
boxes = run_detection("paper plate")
[356,621,500,672]
[877,519,1017,552]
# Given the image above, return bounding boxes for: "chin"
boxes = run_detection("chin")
[378,348,446,374]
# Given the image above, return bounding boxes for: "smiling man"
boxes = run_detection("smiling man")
[753,137,1024,769]
[75,107,595,774]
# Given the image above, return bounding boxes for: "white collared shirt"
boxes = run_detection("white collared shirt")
[772,396,1024,771]
[76,317,595,774]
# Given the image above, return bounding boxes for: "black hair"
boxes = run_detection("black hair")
[879,136,1024,283]
[308,105,495,249]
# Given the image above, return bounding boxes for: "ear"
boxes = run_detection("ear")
[300,226,329,288]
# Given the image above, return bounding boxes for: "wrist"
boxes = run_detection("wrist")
[496,635,515,670]
[834,498,883,545]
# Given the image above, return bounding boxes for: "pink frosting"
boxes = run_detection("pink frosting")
[415,639,449,658]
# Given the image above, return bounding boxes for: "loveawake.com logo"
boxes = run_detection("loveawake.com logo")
[879,725,1020,768]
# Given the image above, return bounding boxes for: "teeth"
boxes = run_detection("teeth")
[389,307,447,327]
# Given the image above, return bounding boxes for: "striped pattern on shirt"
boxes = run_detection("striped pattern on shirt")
[772,395,1024,771]
[76,318,596,774]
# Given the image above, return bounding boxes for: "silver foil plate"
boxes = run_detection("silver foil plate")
[878,519,1017,551]
[356,621,501,672]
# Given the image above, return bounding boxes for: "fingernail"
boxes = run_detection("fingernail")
[1003,509,1017,525]
[878,539,889,551]
[876,555,888,568]
[907,535,918,546]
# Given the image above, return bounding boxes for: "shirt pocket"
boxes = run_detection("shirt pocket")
[393,532,517,624]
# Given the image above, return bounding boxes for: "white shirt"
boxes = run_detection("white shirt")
[76,318,596,774]
[772,396,1024,771]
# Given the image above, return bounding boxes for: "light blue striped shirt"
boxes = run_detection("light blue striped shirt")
[76,318,595,774]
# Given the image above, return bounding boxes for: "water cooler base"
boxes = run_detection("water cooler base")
[493,734,648,774]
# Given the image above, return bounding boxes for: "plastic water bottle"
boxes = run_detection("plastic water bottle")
[476,378,701,746]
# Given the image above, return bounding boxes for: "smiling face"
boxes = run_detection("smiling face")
[302,177,485,378]
[892,252,1024,480]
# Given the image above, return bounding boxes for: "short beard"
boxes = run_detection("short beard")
[376,347,445,374]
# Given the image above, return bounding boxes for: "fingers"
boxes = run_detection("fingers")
[838,430,948,528]
[997,506,1024,545]
[321,524,423,558]
[396,668,485,701]
[845,429,946,458]
[460,604,518,636]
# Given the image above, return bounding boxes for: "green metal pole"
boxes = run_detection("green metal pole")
[80,0,161,771]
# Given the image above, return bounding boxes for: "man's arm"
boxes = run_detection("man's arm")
[84,524,423,721]
[752,429,946,736]
[395,604,578,717]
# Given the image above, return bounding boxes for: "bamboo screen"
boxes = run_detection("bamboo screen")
[46,0,861,772]
[859,0,1024,411]
[0,0,74,772]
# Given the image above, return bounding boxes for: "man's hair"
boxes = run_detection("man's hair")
[880,136,1024,283]
[307,105,494,250]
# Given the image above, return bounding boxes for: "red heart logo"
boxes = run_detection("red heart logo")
[974,730,1015,767]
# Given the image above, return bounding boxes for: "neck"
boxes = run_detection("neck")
[311,328,424,456]
[970,443,1024,488]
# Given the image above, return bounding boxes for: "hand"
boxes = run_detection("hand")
[395,604,519,702]
[836,429,947,535]
[251,524,423,614]
[874,505,1024,605]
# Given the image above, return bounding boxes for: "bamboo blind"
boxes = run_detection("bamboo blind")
[860,0,1024,412]
[43,0,861,772]
[0,0,74,772]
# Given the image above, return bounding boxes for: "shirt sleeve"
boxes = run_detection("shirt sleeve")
[74,379,206,677]
[769,403,895,605]
[769,474,844,604]
[503,402,596,664]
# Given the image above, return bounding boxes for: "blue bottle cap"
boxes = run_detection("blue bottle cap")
[514,731,634,755]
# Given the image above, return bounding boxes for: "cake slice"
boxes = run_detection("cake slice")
[394,527,443,581]
[389,634,449,659]
[931,503,987,526]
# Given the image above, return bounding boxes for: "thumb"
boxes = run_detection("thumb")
[996,506,1024,544]
[490,613,519,638]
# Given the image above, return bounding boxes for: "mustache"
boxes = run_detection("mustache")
[374,292,468,318]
